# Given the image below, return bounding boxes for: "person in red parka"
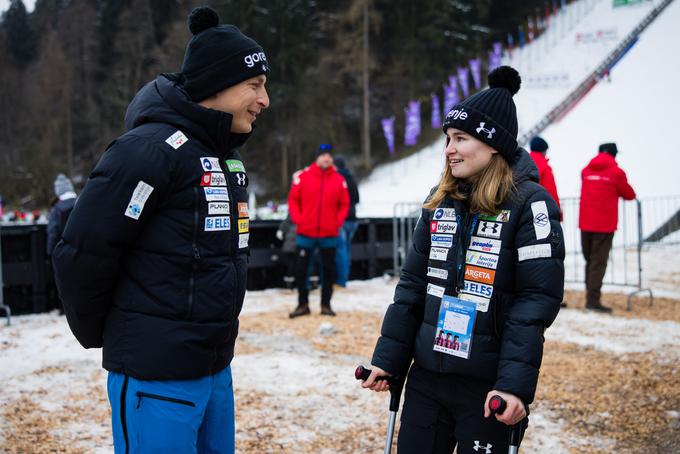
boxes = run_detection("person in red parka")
[579,143,636,313]
[287,144,349,318]
[529,136,562,219]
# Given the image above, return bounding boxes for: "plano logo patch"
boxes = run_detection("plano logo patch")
[531,200,550,240]
[200,157,222,172]
[203,187,229,202]
[429,247,449,261]
[204,216,230,231]
[238,203,249,218]
[426,283,445,298]
[477,221,502,239]
[464,265,496,285]
[430,221,458,234]
[200,172,227,187]
[518,244,551,262]
[433,208,456,221]
[238,218,249,233]
[466,251,499,270]
[427,267,449,280]
[431,234,454,248]
[124,181,154,220]
[225,159,246,173]
[462,280,493,299]
[239,233,249,249]
[468,236,501,255]
[165,130,188,149]
[208,202,229,215]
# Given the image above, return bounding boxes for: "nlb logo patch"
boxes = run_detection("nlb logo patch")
[429,247,449,261]
[433,208,456,221]
[430,221,458,234]
[204,187,229,202]
[477,221,502,239]
[464,265,496,285]
[462,280,493,299]
[200,157,222,172]
[466,251,499,270]
[165,130,188,149]
[204,216,230,232]
[208,202,229,215]
[244,52,267,68]
[237,202,249,218]
[468,236,501,255]
[431,234,453,248]
[200,172,227,187]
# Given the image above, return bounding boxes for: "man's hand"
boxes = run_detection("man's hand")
[360,365,391,393]
[484,390,526,425]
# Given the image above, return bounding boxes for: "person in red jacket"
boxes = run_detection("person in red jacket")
[288,144,349,318]
[529,136,561,218]
[579,143,636,313]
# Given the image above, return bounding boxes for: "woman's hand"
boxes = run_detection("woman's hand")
[360,365,392,393]
[484,390,526,425]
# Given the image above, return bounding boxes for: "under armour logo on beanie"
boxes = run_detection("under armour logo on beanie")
[442,66,521,162]
[181,7,270,102]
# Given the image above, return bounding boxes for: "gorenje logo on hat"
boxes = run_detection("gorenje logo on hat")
[446,108,468,121]
[244,52,267,68]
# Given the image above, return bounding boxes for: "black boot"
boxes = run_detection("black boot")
[585,303,612,314]
[289,304,310,319]
[320,305,336,317]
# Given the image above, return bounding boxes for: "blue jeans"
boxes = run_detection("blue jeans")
[335,221,358,286]
[108,366,234,454]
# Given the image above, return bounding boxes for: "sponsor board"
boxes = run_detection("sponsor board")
[124,181,154,220]
[208,202,229,215]
[431,234,454,248]
[468,236,501,254]
[464,265,496,285]
[165,130,188,149]
[203,187,229,201]
[430,221,458,234]
[204,216,230,231]
[531,200,550,240]
[465,251,499,270]
[462,280,493,299]
[477,221,502,239]
[237,202,249,218]
[427,283,445,298]
[200,157,222,172]
[429,247,449,261]
[427,267,449,280]
[238,218,249,233]
[517,244,551,262]
[433,208,456,221]
[200,172,227,187]
[239,233,249,249]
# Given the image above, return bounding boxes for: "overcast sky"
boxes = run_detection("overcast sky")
[0,0,36,15]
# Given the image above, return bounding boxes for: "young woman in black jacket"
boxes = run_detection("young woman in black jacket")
[361,67,565,454]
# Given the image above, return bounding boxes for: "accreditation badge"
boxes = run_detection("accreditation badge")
[433,295,477,359]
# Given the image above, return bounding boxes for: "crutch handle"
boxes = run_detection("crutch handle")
[354,365,391,383]
[489,395,507,415]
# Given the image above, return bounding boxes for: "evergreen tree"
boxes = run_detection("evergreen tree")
[3,0,37,67]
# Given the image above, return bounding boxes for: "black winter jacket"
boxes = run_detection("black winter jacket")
[338,167,360,221]
[53,74,253,380]
[372,149,564,404]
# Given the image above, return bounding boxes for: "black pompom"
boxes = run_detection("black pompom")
[488,66,521,96]
[188,6,220,36]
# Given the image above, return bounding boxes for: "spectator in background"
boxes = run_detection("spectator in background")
[529,136,561,218]
[47,173,77,256]
[579,142,636,313]
[276,214,298,289]
[287,144,349,318]
[333,155,360,287]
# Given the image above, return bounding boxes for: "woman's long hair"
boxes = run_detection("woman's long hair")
[423,153,515,214]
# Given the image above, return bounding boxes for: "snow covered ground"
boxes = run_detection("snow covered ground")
[357,0,679,217]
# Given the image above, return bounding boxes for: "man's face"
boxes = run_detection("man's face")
[200,75,269,133]
[316,152,333,169]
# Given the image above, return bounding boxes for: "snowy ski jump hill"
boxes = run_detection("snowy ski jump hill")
[357,0,680,218]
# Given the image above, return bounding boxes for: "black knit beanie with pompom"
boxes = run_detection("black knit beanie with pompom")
[181,6,270,102]
[442,66,521,161]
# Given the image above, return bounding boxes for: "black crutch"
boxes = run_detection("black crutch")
[488,395,523,454]
[355,365,407,454]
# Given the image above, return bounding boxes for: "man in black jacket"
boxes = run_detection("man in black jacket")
[52,7,269,453]
[333,155,360,287]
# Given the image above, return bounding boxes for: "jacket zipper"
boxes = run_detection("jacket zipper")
[317,170,325,237]
[224,159,237,252]
[449,208,477,297]
[188,187,201,318]
[135,391,196,408]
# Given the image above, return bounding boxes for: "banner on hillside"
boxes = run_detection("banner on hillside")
[457,67,469,98]
[575,28,619,44]
[404,101,421,146]
[381,117,395,156]
[613,0,644,6]
[444,78,458,114]
[469,58,482,90]
[431,94,441,129]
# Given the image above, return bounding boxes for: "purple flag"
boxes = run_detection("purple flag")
[469,59,482,90]
[381,117,395,156]
[457,67,469,98]
[404,101,421,146]
[489,50,503,72]
[431,94,441,129]
[493,41,503,58]
[444,79,459,115]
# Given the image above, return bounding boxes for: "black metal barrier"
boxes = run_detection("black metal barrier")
[0,219,395,315]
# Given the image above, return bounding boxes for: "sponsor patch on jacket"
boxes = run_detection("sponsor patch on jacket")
[124,180,154,220]
[431,234,454,248]
[225,159,246,173]
[430,221,458,234]
[468,236,501,255]
[200,172,227,187]
[239,233,249,249]
[477,221,502,239]
[479,209,511,223]
[459,294,490,313]
[204,216,230,231]
[238,218,249,233]
[465,251,499,270]
[233,172,248,187]
[427,267,449,280]
[531,201,550,240]
[200,157,222,172]
[427,283,445,298]
[433,208,456,221]
[517,244,551,261]
[462,280,493,299]
[464,265,496,285]
[208,202,229,215]
[165,130,188,149]
[429,247,449,261]
[238,202,249,218]
[204,187,229,201]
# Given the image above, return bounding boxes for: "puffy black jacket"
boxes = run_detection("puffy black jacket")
[53,74,253,380]
[372,149,564,404]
